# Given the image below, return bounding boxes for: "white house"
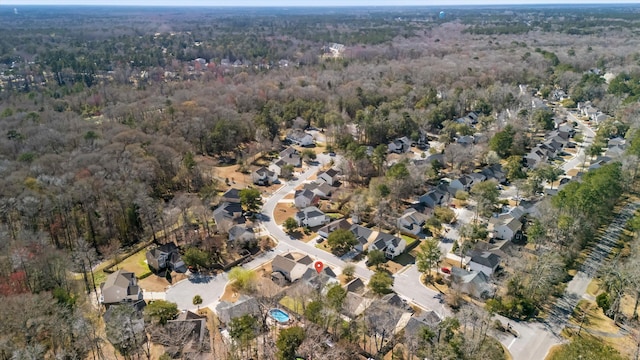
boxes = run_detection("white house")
[397,209,426,236]
[228,225,256,244]
[279,147,302,167]
[294,189,318,209]
[294,206,329,227]
[251,167,277,186]
[317,168,340,186]
[488,215,522,241]
[286,129,314,147]
[388,137,411,154]
[467,251,501,276]
[271,255,308,282]
[369,232,407,259]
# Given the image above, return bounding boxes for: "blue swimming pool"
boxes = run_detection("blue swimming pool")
[268,308,290,324]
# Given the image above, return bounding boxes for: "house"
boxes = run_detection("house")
[608,137,626,148]
[450,267,495,299]
[271,255,308,283]
[369,232,406,259]
[606,145,625,158]
[251,167,277,186]
[424,153,445,168]
[213,202,244,232]
[480,164,506,183]
[488,215,522,241]
[294,206,329,227]
[161,311,211,356]
[467,251,501,276]
[279,147,302,167]
[269,160,288,178]
[419,185,449,208]
[215,296,260,324]
[404,313,441,341]
[449,175,474,192]
[100,269,143,307]
[301,267,339,292]
[388,137,411,154]
[220,188,241,204]
[344,277,366,294]
[381,293,413,313]
[145,242,186,273]
[350,224,374,252]
[456,135,475,146]
[342,291,373,319]
[318,218,351,238]
[294,189,319,209]
[286,129,314,147]
[228,225,255,244]
[364,299,413,337]
[317,168,340,186]
[397,209,427,236]
[303,181,334,199]
[558,123,576,137]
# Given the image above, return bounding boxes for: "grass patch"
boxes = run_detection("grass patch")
[586,279,600,297]
[326,212,344,220]
[279,296,305,315]
[118,249,151,277]
[401,234,419,247]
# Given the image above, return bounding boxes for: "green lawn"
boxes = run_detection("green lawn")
[279,296,305,315]
[325,212,344,220]
[401,234,419,247]
[117,249,152,278]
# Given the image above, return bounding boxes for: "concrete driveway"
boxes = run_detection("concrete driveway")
[165,272,228,311]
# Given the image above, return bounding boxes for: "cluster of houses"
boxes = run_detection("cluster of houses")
[292,168,342,227]
[317,218,407,259]
[525,124,577,168]
[213,188,256,244]
[578,101,609,125]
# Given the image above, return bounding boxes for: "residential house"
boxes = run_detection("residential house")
[419,184,449,208]
[161,311,211,357]
[100,269,143,307]
[397,209,427,236]
[342,291,373,319]
[608,137,626,148]
[588,156,612,171]
[424,153,445,168]
[558,123,576,137]
[279,147,302,167]
[294,189,319,209]
[467,251,501,276]
[456,135,475,146]
[269,159,288,178]
[251,167,277,186]
[388,137,411,154]
[301,267,339,293]
[481,164,507,184]
[294,206,329,227]
[344,277,366,294]
[271,255,308,283]
[369,232,406,259]
[215,296,260,324]
[228,225,255,244]
[364,299,413,337]
[213,202,244,232]
[381,293,413,313]
[317,168,340,186]
[404,312,441,340]
[318,219,351,238]
[145,242,186,273]
[450,267,495,299]
[286,129,314,147]
[350,224,374,252]
[488,216,522,241]
[220,188,241,204]
[303,181,334,199]
[449,175,474,193]
[606,145,625,158]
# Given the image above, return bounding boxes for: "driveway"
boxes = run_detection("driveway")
[165,272,229,311]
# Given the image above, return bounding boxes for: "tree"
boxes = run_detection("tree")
[368,269,394,295]
[229,314,259,350]
[532,109,555,131]
[367,249,386,268]
[283,217,298,233]
[182,247,210,270]
[434,206,456,224]
[548,336,625,360]
[193,295,203,306]
[470,180,500,218]
[505,155,526,180]
[416,238,443,284]
[301,149,317,163]
[276,326,306,360]
[342,264,356,281]
[239,188,262,213]
[489,129,514,158]
[327,228,358,256]
[327,283,347,311]
[144,300,179,325]
[228,267,257,293]
[105,304,148,358]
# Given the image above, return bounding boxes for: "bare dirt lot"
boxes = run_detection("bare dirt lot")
[274,202,298,225]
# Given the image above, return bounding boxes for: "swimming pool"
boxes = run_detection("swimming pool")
[268,308,291,324]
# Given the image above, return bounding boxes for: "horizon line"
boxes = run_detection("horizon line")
[2,2,640,7]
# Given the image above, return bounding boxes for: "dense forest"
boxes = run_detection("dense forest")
[2,4,640,360]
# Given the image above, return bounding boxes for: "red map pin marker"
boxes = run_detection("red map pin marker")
[314,261,324,274]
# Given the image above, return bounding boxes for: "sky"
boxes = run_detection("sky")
[2,0,640,6]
